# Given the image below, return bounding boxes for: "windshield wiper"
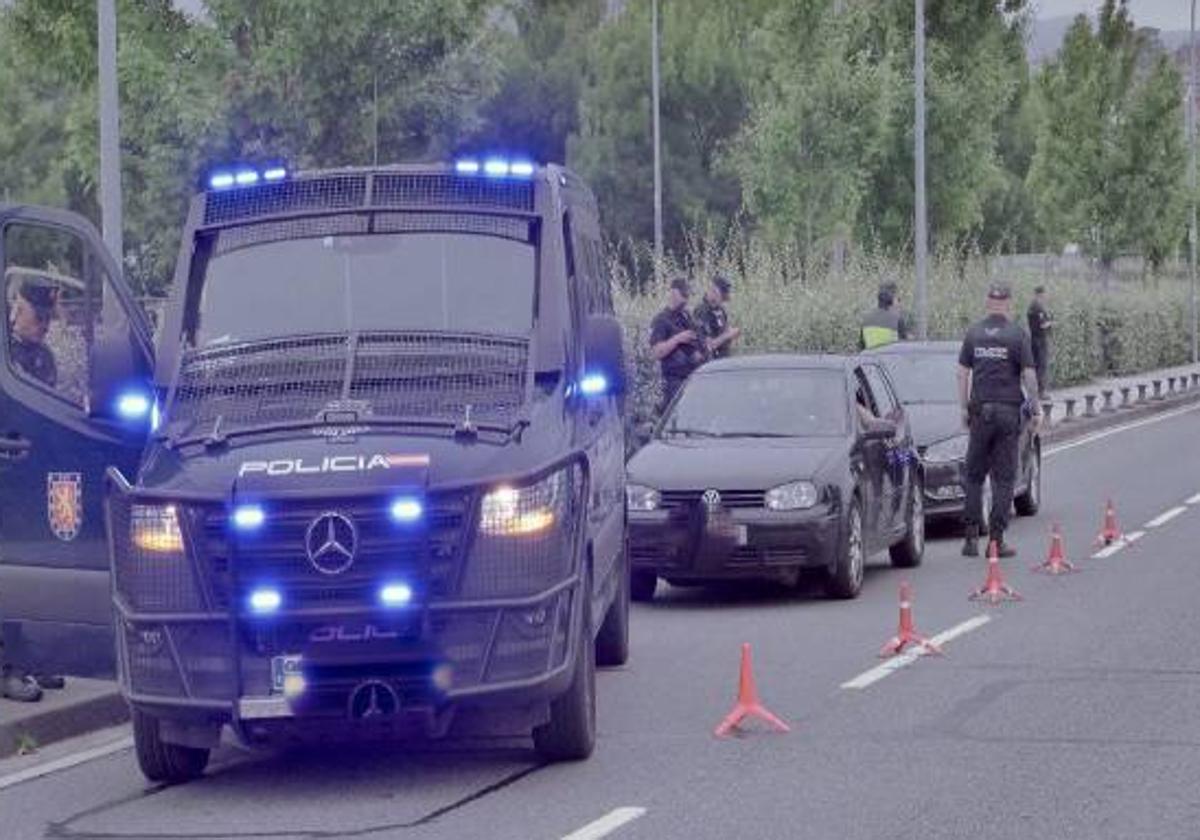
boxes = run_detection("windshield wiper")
[713,431,796,439]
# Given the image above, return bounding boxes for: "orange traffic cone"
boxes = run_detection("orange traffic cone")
[969,540,1023,604]
[879,581,943,657]
[1032,523,1076,575]
[1095,498,1123,547]
[713,643,791,737]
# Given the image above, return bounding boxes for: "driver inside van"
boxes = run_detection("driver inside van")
[7,278,59,388]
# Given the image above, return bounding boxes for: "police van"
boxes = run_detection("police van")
[0,159,628,781]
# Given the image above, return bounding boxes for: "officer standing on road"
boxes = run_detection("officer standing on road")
[859,281,909,350]
[957,282,1043,558]
[1026,285,1053,399]
[650,277,706,413]
[693,274,741,360]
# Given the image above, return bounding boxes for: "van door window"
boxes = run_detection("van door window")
[3,222,129,410]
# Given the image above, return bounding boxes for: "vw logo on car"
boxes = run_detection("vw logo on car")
[305,512,359,575]
[701,489,722,509]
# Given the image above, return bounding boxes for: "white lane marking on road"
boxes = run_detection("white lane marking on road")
[1044,401,1200,459]
[1187,492,1200,506]
[561,807,647,840]
[1092,530,1145,559]
[840,615,992,691]
[0,735,132,792]
[1145,506,1187,529]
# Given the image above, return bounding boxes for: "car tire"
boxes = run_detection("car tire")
[595,545,630,668]
[132,708,209,785]
[630,570,657,603]
[826,497,865,600]
[533,572,596,762]
[890,479,925,568]
[1014,449,1041,517]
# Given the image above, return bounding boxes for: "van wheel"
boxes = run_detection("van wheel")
[630,570,657,602]
[132,709,209,785]
[890,479,925,568]
[826,498,865,599]
[595,546,630,667]
[533,577,596,762]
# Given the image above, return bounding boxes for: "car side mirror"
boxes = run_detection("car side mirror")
[88,329,154,426]
[860,419,898,442]
[580,313,626,397]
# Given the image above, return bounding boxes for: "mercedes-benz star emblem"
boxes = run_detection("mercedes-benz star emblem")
[701,489,722,509]
[305,512,358,575]
[348,680,400,720]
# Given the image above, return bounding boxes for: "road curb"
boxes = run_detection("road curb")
[0,684,128,759]
[1042,388,1200,446]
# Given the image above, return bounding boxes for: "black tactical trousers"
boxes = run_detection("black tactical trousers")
[963,401,1021,540]
[1032,339,1049,396]
[659,375,687,415]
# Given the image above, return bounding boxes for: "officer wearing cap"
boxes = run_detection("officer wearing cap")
[859,281,910,350]
[1026,285,1053,399]
[957,281,1042,558]
[8,279,59,388]
[693,274,741,360]
[650,277,706,411]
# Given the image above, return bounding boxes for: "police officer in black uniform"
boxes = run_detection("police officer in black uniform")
[650,277,706,412]
[8,278,59,388]
[693,274,741,360]
[957,282,1042,558]
[1026,285,1053,399]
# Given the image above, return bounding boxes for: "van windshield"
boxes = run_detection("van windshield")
[192,232,535,347]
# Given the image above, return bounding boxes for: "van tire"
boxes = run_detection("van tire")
[133,709,209,785]
[595,546,630,667]
[533,575,596,762]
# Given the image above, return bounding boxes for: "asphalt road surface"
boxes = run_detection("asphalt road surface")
[4,403,1200,840]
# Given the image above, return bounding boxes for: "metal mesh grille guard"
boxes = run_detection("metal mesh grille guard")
[169,332,529,431]
[203,171,535,227]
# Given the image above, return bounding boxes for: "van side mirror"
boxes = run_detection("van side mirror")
[580,314,626,397]
[89,329,154,425]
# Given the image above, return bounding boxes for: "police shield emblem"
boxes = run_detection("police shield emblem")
[47,472,83,541]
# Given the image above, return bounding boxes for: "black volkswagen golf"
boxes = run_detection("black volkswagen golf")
[626,355,924,601]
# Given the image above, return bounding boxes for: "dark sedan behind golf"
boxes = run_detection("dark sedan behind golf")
[863,341,1041,527]
[626,355,924,601]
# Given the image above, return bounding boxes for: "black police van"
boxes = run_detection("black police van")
[0,159,628,781]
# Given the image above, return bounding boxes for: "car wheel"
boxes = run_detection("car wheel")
[826,497,865,599]
[1014,449,1041,516]
[133,708,209,785]
[595,545,630,668]
[533,571,596,762]
[890,479,925,568]
[630,570,658,603]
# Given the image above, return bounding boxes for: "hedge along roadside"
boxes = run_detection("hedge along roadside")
[612,246,1195,444]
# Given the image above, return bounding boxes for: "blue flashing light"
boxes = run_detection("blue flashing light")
[209,172,235,190]
[248,587,282,615]
[379,582,414,607]
[262,167,287,182]
[509,161,535,177]
[232,505,266,531]
[150,402,161,433]
[389,497,424,524]
[455,159,481,175]
[483,159,509,177]
[116,391,152,420]
[234,170,259,186]
[579,374,609,397]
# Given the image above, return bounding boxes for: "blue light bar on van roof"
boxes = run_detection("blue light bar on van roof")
[455,158,535,179]
[208,165,288,191]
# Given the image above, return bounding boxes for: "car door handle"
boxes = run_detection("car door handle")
[0,435,31,460]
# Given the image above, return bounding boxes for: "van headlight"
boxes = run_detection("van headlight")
[625,484,661,512]
[130,504,184,553]
[765,481,819,511]
[480,471,566,536]
[923,435,969,464]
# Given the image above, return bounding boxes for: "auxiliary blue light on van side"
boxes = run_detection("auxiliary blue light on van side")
[455,159,481,174]
[209,172,235,189]
[262,167,287,182]
[116,391,152,420]
[579,374,609,397]
[248,587,282,615]
[232,505,266,531]
[208,165,288,190]
[509,161,535,177]
[389,497,424,524]
[379,582,414,607]
[483,159,509,177]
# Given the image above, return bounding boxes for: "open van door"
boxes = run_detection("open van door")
[0,205,153,679]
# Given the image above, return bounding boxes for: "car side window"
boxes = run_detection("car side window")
[853,368,879,427]
[863,364,898,419]
[3,222,128,410]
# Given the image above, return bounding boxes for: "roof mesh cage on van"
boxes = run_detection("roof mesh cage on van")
[202,171,535,226]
